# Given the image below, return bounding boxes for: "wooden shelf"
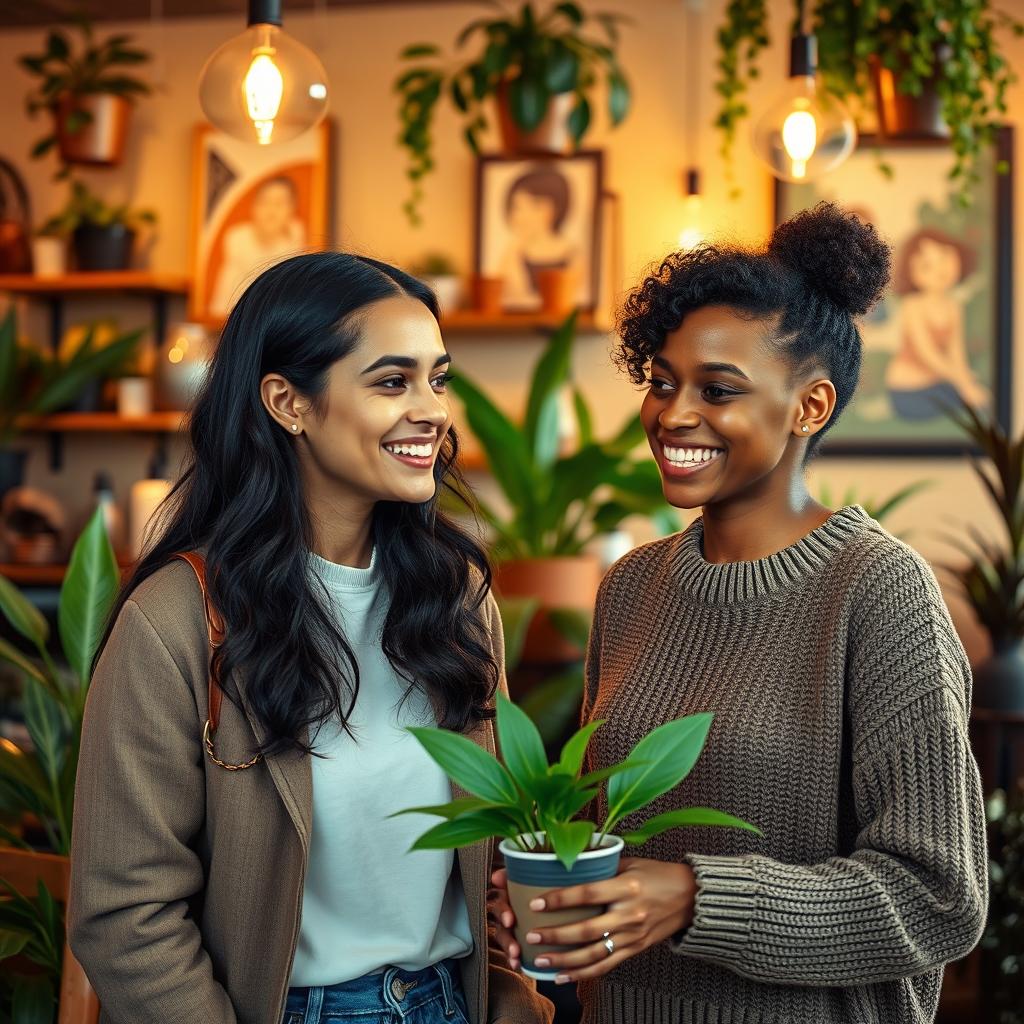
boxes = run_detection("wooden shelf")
[19,412,186,433]
[0,272,190,296]
[1,559,134,587]
[441,310,611,335]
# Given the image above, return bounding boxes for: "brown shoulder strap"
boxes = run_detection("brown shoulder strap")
[173,551,224,732]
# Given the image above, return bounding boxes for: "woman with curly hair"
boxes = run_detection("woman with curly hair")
[491,203,987,1023]
[69,252,552,1024]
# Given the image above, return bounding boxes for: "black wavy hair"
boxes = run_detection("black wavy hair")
[616,202,892,451]
[98,251,497,754]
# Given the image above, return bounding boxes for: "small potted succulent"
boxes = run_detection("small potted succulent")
[394,1,631,224]
[20,16,151,171]
[399,695,760,980]
[40,180,156,272]
[411,252,463,317]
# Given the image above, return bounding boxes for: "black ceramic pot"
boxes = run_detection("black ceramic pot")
[72,223,135,272]
[973,642,1024,713]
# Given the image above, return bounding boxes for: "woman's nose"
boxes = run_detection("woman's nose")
[660,400,702,431]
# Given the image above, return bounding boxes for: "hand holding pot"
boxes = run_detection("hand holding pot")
[488,867,521,970]
[512,858,697,983]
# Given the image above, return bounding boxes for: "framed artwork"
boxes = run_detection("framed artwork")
[474,151,603,313]
[775,126,1013,456]
[188,121,331,324]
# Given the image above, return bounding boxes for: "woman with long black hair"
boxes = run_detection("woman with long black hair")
[69,252,552,1024]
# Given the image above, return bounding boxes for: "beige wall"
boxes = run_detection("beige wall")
[1,0,1022,661]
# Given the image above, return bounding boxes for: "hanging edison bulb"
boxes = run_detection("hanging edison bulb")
[198,0,328,146]
[678,169,705,250]
[751,35,856,183]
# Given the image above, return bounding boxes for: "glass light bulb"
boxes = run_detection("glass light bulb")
[199,23,327,145]
[678,193,704,250]
[752,76,855,183]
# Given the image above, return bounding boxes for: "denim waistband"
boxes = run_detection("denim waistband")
[285,958,466,1021]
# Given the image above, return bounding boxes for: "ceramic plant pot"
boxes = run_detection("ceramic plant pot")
[500,833,624,981]
[56,93,131,166]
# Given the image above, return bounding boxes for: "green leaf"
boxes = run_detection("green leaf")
[0,573,49,652]
[606,713,714,828]
[0,927,30,959]
[548,607,591,650]
[389,796,495,820]
[573,387,593,445]
[0,638,54,698]
[401,44,440,59]
[23,679,65,791]
[554,2,584,25]
[545,46,579,94]
[59,506,120,689]
[545,818,594,870]
[608,70,631,126]
[523,311,576,472]
[567,96,591,144]
[518,666,585,747]
[46,32,68,60]
[508,76,549,132]
[11,974,55,1024]
[29,136,57,158]
[578,759,648,789]
[406,726,519,804]
[496,694,549,793]
[0,744,50,805]
[558,719,603,777]
[620,806,762,844]
[409,808,520,850]
[496,597,538,674]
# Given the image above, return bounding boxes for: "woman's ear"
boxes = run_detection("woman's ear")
[261,374,309,436]
[794,378,837,439]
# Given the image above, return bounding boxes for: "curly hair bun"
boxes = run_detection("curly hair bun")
[768,201,892,316]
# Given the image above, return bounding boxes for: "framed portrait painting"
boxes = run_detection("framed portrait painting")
[775,126,1013,456]
[188,121,331,324]
[474,151,603,313]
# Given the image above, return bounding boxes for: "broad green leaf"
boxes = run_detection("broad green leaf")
[0,574,49,652]
[59,506,120,689]
[518,666,584,747]
[389,796,495,820]
[605,413,647,456]
[0,927,30,959]
[409,808,520,850]
[606,713,714,827]
[401,43,440,58]
[0,638,49,690]
[0,823,32,850]
[548,607,592,650]
[545,818,595,870]
[573,387,593,445]
[558,720,603,777]
[578,759,651,789]
[495,597,538,674]
[523,312,576,472]
[11,974,55,1024]
[620,807,762,845]
[567,96,591,144]
[407,726,518,804]
[508,76,549,131]
[608,70,631,126]
[554,2,584,25]
[545,46,579,93]
[23,680,65,791]
[496,695,549,793]
[0,743,50,802]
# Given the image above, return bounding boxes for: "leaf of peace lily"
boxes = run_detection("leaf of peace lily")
[496,694,548,796]
[619,807,762,845]
[406,726,519,804]
[409,808,522,851]
[0,927,30,960]
[545,818,596,870]
[606,713,714,830]
[0,573,49,653]
[577,759,650,789]
[558,720,604,777]
[388,796,496,821]
[528,769,580,820]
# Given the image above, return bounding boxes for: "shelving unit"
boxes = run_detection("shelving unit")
[19,412,185,433]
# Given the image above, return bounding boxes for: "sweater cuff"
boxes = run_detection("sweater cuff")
[669,854,757,965]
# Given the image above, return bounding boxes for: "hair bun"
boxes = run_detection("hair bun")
[768,201,892,316]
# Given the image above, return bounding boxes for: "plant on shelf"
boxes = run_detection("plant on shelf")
[395,1,630,223]
[714,0,1022,201]
[814,479,931,535]
[0,510,119,1017]
[20,15,151,174]
[0,308,144,448]
[398,695,759,977]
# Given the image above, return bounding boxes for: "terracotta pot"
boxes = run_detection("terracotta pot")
[0,221,31,274]
[870,51,951,141]
[496,555,600,663]
[473,275,504,316]
[973,642,1024,713]
[535,266,577,318]
[56,93,131,166]
[496,81,575,154]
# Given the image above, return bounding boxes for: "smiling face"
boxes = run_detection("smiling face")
[294,294,453,508]
[908,237,961,293]
[640,305,813,511]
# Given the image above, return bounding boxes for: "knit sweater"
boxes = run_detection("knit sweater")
[577,505,987,1024]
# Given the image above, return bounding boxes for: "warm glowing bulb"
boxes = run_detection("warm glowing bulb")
[782,107,817,179]
[244,49,284,145]
[678,191,704,250]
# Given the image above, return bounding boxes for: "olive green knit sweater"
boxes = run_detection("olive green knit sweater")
[578,505,987,1024]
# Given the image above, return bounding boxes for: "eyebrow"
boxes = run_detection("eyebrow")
[652,355,751,382]
[360,353,452,375]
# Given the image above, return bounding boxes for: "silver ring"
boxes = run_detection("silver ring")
[602,932,615,956]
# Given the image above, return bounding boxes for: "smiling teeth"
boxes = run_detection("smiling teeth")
[385,443,432,457]
[664,446,723,464]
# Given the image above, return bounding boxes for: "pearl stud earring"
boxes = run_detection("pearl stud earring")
[291,423,299,432]
[801,424,810,433]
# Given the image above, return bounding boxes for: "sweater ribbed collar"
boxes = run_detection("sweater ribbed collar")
[309,547,379,593]
[672,505,872,604]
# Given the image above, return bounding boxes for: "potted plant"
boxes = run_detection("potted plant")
[0,509,120,1016]
[395,1,630,224]
[450,312,678,662]
[40,180,156,272]
[399,695,760,979]
[0,309,143,496]
[411,252,463,317]
[944,399,1024,712]
[714,0,1020,202]
[20,16,151,170]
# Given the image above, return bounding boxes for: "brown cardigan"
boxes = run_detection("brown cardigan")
[69,558,551,1024]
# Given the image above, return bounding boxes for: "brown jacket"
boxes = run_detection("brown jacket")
[69,559,551,1024]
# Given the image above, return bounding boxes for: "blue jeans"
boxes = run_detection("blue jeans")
[282,959,471,1024]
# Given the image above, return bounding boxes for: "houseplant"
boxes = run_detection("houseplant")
[399,694,760,979]
[451,311,678,660]
[0,509,120,1017]
[39,180,156,272]
[20,16,151,171]
[395,1,630,223]
[944,399,1024,711]
[411,252,463,317]
[714,0,1021,202]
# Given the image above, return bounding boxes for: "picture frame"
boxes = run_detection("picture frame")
[188,121,332,325]
[774,125,1013,457]
[474,151,604,313]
